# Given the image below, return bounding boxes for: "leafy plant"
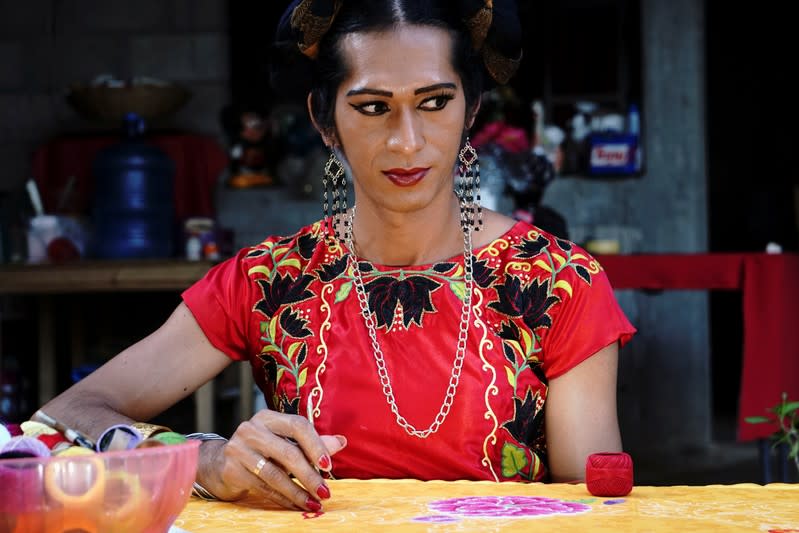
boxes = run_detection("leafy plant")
[745,392,799,475]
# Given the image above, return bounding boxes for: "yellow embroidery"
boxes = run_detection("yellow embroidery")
[477,237,510,259]
[307,283,334,422]
[525,228,541,240]
[588,259,602,274]
[553,279,573,297]
[327,239,344,256]
[474,288,500,482]
[533,259,552,273]
[504,261,532,274]
[248,265,271,277]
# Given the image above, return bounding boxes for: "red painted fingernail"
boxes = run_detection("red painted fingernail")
[306,497,322,512]
[318,454,331,471]
[316,483,331,500]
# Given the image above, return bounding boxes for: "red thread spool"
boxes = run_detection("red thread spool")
[585,452,634,497]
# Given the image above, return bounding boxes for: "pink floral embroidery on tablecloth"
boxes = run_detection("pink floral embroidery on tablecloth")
[419,495,591,520]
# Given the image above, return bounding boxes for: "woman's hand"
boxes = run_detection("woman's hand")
[199,409,347,511]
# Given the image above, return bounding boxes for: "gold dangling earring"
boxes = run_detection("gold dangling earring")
[323,151,346,240]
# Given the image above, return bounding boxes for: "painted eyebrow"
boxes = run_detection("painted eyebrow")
[346,83,457,97]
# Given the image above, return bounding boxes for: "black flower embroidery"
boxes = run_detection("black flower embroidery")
[357,260,374,273]
[471,258,498,288]
[503,343,518,365]
[280,308,312,338]
[573,264,591,284]
[260,355,277,384]
[364,275,441,329]
[498,320,521,342]
[556,238,572,252]
[277,393,299,415]
[316,256,348,282]
[514,235,550,259]
[245,246,269,259]
[297,233,319,260]
[489,275,559,331]
[295,343,308,366]
[254,273,314,318]
[528,359,547,386]
[433,262,456,274]
[502,388,543,445]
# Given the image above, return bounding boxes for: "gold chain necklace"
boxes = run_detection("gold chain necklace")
[345,206,474,438]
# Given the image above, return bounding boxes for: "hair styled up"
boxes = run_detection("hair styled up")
[271,0,522,138]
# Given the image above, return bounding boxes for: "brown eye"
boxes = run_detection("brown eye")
[351,102,390,116]
[419,94,454,111]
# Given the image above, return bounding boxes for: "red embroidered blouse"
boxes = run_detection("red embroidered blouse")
[183,219,635,482]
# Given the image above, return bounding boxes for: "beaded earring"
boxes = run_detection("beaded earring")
[457,137,483,232]
[323,150,348,241]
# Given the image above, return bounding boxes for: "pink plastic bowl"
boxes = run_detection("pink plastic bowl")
[0,439,199,533]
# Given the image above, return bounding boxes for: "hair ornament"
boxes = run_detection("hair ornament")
[279,0,522,85]
[462,0,493,51]
[290,0,344,59]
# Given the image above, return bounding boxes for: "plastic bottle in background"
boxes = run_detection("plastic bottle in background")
[185,235,202,261]
[627,103,643,173]
[92,113,175,259]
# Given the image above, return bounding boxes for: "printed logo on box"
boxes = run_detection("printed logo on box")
[590,144,632,167]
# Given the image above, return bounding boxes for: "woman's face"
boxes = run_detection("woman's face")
[331,25,469,216]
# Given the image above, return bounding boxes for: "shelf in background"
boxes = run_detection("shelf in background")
[0,260,215,294]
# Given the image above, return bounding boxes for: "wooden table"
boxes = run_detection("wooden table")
[0,260,242,431]
[173,479,799,532]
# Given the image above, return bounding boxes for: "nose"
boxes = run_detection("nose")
[386,108,424,155]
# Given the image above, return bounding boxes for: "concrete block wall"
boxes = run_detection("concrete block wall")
[1,0,717,461]
[0,0,230,193]
[544,0,710,456]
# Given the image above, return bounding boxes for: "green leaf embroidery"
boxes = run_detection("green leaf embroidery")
[501,442,528,477]
[286,342,302,361]
[297,367,308,387]
[247,265,271,277]
[335,281,353,303]
[449,280,466,301]
[505,366,516,388]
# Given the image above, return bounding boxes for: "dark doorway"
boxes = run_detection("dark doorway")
[706,1,798,438]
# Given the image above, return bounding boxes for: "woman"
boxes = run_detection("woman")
[41,0,635,513]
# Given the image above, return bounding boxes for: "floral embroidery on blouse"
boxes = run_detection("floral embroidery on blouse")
[241,220,604,482]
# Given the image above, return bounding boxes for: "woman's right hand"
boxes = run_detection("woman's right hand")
[199,409,347,511]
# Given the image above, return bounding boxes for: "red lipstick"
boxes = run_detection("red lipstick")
[382,167,429,187]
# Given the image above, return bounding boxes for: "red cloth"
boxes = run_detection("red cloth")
[598,253,799,441]
[31,133,228,221]
[740,254,799,440]
[183,220,635,481]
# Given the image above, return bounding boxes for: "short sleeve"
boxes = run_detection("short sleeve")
[182,247,258,362]
[540,260,636,379]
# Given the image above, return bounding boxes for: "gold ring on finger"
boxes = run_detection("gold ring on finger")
[252,456,267,477]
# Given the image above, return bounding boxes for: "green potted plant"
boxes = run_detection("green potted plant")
[745,392,799,477]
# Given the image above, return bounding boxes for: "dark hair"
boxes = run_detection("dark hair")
[272,1,485,139]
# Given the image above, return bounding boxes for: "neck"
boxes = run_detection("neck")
[349,196,464,266]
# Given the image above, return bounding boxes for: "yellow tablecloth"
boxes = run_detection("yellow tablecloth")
[174,479,799,532]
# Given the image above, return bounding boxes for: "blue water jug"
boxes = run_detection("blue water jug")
[91,113,175,258]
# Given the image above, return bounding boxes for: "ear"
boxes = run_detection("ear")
[465,95,482,130]
[307,93,337,148]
